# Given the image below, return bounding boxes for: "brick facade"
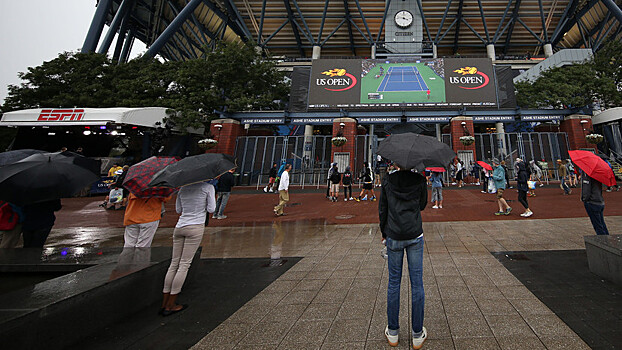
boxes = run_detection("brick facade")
[207,119,245,156]
[331,118,358,171]
[559,115,596,150]
[449,117,476,156]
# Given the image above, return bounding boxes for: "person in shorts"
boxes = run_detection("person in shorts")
[264,163,277,193]
[429,171,443,209]
[356,162,376,201]
[329,163,341,202]
[492,159,511,216]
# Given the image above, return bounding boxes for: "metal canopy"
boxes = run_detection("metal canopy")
[85,0,622,60]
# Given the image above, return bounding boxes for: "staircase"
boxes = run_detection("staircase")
[513,49,593,83]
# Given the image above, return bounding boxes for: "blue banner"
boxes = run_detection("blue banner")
[90,176,115,194]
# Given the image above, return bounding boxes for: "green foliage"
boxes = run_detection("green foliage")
[515,41,622,109]
[2,42,290,133]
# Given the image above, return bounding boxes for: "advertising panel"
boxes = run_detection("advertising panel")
[307,58,498,110]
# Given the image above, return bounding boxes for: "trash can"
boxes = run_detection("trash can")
[240,172,251,186]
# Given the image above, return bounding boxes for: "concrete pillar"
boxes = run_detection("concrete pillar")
[450,117,476,155]
[331,118,357,172]
[486,44,496,62]
[371,44,377,59]
[559,115,597,150]
[435,124,442,141]
[303,124,314,168]
[207,119,245,156]
[368,124,375,166]
[543,43,553,58]
[312,45,321,59]
[432,43,438,59]
[496,122,507,158]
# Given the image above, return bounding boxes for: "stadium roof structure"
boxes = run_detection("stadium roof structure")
[83,0,622,61]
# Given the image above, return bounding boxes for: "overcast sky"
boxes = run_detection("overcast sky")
[0,0,147,103]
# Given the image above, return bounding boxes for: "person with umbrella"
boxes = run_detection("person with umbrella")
[569,150,616,236]
[161,177,217,316]
[377,133,456,349]
[122,157,178,248]
[22,199,62,248]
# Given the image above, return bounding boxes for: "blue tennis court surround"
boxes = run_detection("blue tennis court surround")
[377,66,429,92]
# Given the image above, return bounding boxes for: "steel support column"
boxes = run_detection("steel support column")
[601,0,622,25]
[453,0,464,54]
[503,0,523,55]
[98,0,135,54]
[119,28,135,63]
[343,0,357,56]
[283,0,306,57]
[82,0,114,53]
[143,0,203,59]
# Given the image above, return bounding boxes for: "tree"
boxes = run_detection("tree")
[165,42,290,130]
[3,52,115,111]
[515,41,622,109]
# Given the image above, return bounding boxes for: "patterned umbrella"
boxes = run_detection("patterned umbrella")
[123,157,179,198]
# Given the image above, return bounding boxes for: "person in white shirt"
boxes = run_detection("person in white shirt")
[273,164,291,216]
[161,181,216,316]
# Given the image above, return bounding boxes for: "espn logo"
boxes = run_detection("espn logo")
[38,109,85,121]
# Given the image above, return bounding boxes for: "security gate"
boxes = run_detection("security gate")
[234,135,377,187]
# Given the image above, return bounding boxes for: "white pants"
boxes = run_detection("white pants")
[162,224,204,295]
[124,220,160,248]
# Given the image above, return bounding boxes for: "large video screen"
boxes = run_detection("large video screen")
[307,58,497,109]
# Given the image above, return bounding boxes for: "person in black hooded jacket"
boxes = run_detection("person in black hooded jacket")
[379,165,428,348]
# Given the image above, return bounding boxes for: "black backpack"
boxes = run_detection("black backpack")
[330,170,341,184]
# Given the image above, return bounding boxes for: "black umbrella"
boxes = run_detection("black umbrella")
[0,152,101,206]
[0,149,46,166]
[148,153,236,188]
[377,133,456,171]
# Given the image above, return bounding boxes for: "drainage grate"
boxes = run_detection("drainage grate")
[262,259,288,267]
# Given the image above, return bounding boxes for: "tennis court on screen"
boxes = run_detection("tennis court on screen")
[377,66,429,92]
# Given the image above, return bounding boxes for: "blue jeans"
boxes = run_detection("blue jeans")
[584,202,609,235]
[215,192,231,217]
[561,177,570,194]
[386,236,425,335]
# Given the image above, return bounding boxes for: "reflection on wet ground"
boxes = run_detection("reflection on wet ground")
[31,216,622,349]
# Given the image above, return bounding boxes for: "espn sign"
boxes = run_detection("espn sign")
[38,109,85,121]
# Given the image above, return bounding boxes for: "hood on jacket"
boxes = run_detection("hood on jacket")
[385,171,425,200]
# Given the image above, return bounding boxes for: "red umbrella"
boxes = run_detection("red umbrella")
[568,150,616,187]
[426,167,446,172]
[123,157,179,198]
[476,161,493,171]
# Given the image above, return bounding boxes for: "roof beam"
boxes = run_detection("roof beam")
[435,0,453,43]
[354,0,374,43]
[283,0,306,57]
[343,0,357,55]
[258,0,267,44]
[291,0,315,44]
[503,0,523,55]
[144,0,202,59]
[476,0,490,43]
[453,0,464,54]
[223,0,253,40]
[601,0,622,25]
[82,0,114,52]
[551,0,600,45]
[538,0,549,42]
[493,0,514,43]
[375,0,391,42]
[415,0,432,42]
[261,19,289,46]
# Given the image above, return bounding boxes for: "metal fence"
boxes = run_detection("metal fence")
[443,132,570,178]
[234,135,378,187]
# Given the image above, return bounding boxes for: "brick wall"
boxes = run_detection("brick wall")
[559,116,596,150]
[450,117,476,155]
[331,118,358,171]
[207,119,245,156]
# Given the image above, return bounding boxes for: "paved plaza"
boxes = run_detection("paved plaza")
[43,208,621,349]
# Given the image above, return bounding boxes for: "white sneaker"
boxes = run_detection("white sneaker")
[217,215,227,219]
[520,212,527,217]
[439,205,443,208]
[269,189,274,192]
[349,197,354,201]
[212,215,218,219]
[263,187,267,193]
[385,326,398,347]
[539,184,544,187]
[344,198,347,201]
[412,327,427,349]
[524,211,533,217]
[432,205,439,209]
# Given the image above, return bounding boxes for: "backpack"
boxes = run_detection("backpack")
[0,201,19,231]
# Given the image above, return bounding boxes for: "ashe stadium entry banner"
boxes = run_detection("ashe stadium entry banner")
[308,58,497,110]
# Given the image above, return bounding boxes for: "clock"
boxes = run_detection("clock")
[394,10,413,29]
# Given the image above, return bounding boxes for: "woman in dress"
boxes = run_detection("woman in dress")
[160,181,216,316]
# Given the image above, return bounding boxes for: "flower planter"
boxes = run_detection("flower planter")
[198,139,218,150]
[585,134,603,144]
[331,137,347,147]
[459,136,475,146]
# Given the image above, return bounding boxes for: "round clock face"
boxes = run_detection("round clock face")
[394,10,413,29]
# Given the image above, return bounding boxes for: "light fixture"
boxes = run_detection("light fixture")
[339,122,346,128]
[214,124,223,129]
[580,120,588,124]
[110,130,118,136]
[83,130,91,136]
[460,121,466,125]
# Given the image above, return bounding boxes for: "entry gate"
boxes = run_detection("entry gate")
[234,135,377,187]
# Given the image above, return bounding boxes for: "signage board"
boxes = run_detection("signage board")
[521,115,562,121]
[356,117,401,124]
[308,58,498,110]
[472,116,515,123]
[241,118,285,124]
[290,118,334,125]
[407,116,451,123]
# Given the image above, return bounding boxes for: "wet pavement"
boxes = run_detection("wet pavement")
[3,186,622,349]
